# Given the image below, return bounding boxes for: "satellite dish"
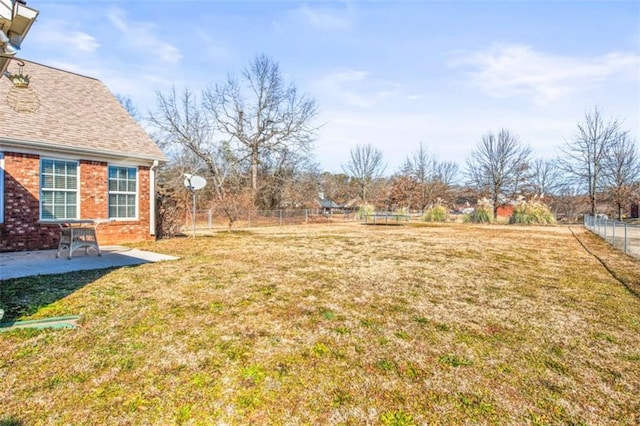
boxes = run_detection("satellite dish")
[183,173,207,191]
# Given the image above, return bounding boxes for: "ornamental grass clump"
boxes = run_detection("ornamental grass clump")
[356,204,375,220]
[422,205,448,222]
[464,199,493,223]
[509,200,556,225]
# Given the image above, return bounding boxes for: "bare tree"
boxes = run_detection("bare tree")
[604,132,639,220]
[115,94,140,121]
[149,88,246,227]
[255,149,320,210]
[466,129,531,219]
[320,172,358,206]
[529,158,562,197]
[394,142,459,210]
[343,144,386,203]
[432,160,459,205]
[408,142,431,207]
[202,54,319,205]
[557,106,623,216]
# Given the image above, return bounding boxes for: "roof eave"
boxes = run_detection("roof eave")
[0,136,168,163]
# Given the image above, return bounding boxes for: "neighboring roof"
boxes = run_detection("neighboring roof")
[318,198,340,209]
[0,59,166,162]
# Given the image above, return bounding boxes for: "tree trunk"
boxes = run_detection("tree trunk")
[251,146,259,205]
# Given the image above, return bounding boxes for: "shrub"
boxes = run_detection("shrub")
[422,205,448,222]
[509,200,556,225]
[356,204,375,220]
[464,199,493,223]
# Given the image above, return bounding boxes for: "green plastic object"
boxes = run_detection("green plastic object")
[0,315,80,332]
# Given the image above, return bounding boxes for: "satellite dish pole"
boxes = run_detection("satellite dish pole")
[183,173,207,238]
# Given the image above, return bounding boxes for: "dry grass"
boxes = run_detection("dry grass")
[1,223,639,425]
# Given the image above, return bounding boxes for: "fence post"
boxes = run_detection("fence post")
[279,210,283,226]
[208,209,212,229]
[624,222,628,254]
[248,211,251,228]
[613,221,616,247]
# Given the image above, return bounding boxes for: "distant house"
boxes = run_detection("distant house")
[317,194,341,215]
[0,60,167,252]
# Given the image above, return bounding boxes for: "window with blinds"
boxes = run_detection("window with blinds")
[108,165,137,219]
[40,158,78,221]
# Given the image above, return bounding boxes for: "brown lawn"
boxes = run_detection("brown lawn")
[1,223,639,425]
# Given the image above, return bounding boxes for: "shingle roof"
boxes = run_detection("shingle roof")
[0,59,166,162]
[318,198,340,209]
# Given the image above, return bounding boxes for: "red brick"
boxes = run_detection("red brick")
[1,152,154,251]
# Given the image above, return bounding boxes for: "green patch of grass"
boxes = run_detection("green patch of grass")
[394,330,410,340]
[240,364,266,384]
[0,416,23,426]
[191,373,212,388]
[380,410,416,426]
[209,301,224,312]
[175,404,192,424]
[457,392,496,417]
[543,358,569,375]
[439,354,473,367]
[435,322,451,332]
[593,331,617,343]
[414,317,430,325]
[360,318,379,328]
[321,310,336,320]
[331,388,353,407]
[621,352,640,362]
[375,359,398,373]
[313,342,330,356]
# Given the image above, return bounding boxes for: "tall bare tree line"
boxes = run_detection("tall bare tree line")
[117,63,638,225]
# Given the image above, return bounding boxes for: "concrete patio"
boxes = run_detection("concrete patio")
[0,246,179,280]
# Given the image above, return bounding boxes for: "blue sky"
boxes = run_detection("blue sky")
[18,0,640,174]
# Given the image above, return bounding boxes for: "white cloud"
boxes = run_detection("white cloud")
[106,8,182,64]
[28,20,99,54]
[291,4,354,31]
[450,43,640,105]
[67,31,100,52]
[315,69,405,109]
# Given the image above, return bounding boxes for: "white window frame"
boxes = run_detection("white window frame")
[39,158,79,221]
[0,152,4,224]
[107,165,138,220]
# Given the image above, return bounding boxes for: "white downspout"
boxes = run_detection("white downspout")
[149,160,159,236]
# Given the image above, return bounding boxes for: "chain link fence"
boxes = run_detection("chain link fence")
[583,214,640,257]
[183,209,358,234]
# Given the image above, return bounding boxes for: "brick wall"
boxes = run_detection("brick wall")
[0,152,154,252]
[0,153,59,251]
[95,166,152,246]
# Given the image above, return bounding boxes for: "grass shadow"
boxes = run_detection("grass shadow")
[0,416,24,426]
[0,268,113,322]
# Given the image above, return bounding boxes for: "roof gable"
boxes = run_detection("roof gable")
[0,60,166,162]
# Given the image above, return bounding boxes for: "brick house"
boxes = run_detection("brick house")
[0,59,167,252]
